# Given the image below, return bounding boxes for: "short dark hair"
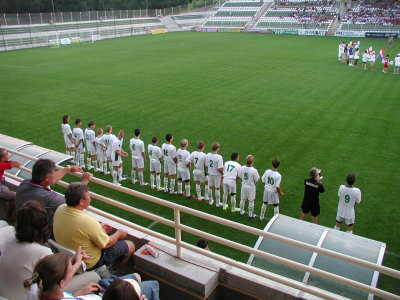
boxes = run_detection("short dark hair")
[346,173,356,186]
[16,200,50,244]
[103,279,140,300]
[31,159,56,185]
[272,158,280,168]
[62,115,69,124]
[75,119,81,125]
[197,141,205,150]
[197,238,208,249]
[65,183,89,207]
[152,136,158,144]
[0,148,7,160]
[231,152,239,161]
[88,121,96,127]
[165,133,173,142]
[134,128,141,137]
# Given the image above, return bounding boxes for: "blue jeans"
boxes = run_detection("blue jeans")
[98,274,160,300]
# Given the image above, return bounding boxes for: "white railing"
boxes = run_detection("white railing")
[4,147,400,300]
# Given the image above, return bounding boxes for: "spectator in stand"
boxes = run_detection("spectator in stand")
[15,159,91,229]
[53,183,135,270]
[0,201,100,300]
[0,147,22,221]
[102,277,160,300]
[197,238,210,251]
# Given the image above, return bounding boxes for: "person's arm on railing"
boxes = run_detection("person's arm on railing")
[104,229,128,249]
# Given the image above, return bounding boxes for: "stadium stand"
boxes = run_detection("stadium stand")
[337,0,400,33]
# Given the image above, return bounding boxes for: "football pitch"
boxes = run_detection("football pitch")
[1,32,399,294]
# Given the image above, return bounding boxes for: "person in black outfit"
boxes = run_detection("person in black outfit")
[300,167,324,224]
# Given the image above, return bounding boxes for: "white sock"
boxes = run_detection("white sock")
[109,161,113,173]
[240,199,246,215]
[93,160,97,169]
[260,203,267,219]
[222,192,228,206]
[346,230,353,234]
[150,174,155,188]
[99,161,103,172]
[274,206,279,214]
[87,158,91,168]
[139,172,144,184]
[71,151,76,161]
[131,170,136,183]
[170,179,175,192]
[164,177,169,191]
[215,190,220,205]
[334,226,340,230]
[66,150,70,156]
[80,153,85,168]
[208,188,213,202]
[196,184,201,199]
[156,175,161,189]
[118,169,122,180]
[204,185,209,200]
[231,195,236,209]
[185,184,190,197]
[103,161,108,173]
[249,201,254,217]
[178,182,182,194]
[112,170,118,182]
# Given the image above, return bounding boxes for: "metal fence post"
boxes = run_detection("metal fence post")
[174,208,182,258]
[40,12,43,24]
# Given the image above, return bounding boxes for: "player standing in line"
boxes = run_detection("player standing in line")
[84,121,98,171]
[222,152,242,212]
[186,141,209,202]
[362,50,369,70]
[130,128,147,186]
[148,137,162,190]
[369,51,376,70]
[161,133,178,194]
[382,54,390,73]
[177,139,194,199]
[101,125,116,175]
[300,168,324,224]
[394,53,400,75]
[112,130,128,186]
[206,142,223,207]
[95,128,107,173]
[239,155,260,219]
[61,115,75,160]
[334,173,361,234]
[72,119,85,168]
[259,159,284,221]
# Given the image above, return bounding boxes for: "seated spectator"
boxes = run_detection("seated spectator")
[197,238,210,251]
[0,147,22,221]
[15,158,92,228]
[24,253,102,300]
[53,183,135,270]
[0,201,100,300]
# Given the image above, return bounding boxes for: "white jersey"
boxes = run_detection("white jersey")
[354,50,360,59]
[362,53,369,63]
[186,151,207,173]
[261,169,281,192]
[62,123,72,139]
[207,153,223,176]
[337,185,361,219]
[177,149,190,170]
[130,138,145,159]
[112,138,123,161]
[223,161,242,181]
[72,127,84,149]
[101,133,116,156]
[370,54,376,62]
[95,136,105,151]
[395,56,400,67]
[148,144,162,162]
[84,128,96,150]
[162,143,177,164]
[241,165,260,187]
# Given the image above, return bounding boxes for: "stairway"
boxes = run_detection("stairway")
[160,16,184,32]
[245,0,274,30]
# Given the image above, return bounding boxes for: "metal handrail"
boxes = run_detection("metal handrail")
[4,148,400,300]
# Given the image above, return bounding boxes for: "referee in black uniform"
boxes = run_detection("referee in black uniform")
[300,168,324,224]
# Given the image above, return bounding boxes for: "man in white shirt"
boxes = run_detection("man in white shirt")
[112,130,128,186]
[206,142,223,207]
[101,125,116,175]
[334,173,361,234]
[130,128,147,186]
[161,133,177,194]
[222,153,241,212]
[84,121,97,171]
[186,141,208,202]
[260,159,284,221]
[240,155,260,219]
[177,139,193,198]
[72,119,85,168]
[394,53,400,75]
[61,115,75,159]
[148,136,163,190]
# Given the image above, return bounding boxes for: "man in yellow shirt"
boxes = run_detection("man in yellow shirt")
[53,183,135,269]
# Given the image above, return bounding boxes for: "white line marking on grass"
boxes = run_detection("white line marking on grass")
[148,221,158,229]
[0,64,27,68]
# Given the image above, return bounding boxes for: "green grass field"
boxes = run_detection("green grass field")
[1,32,399,294]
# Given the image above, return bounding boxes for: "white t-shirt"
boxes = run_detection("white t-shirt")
[73,127,84,148]
[186,151,207,172]
[261,169,281,192]
[0,238,52,300]
[223,161,242,180]
[130,138,145,159]
[362,53,369,63]
[177,149,190,170]
[162,143,177,164]
[112,138,123,160]
[337,185,361,219]
[370,54,376,62]
[241,165,260,187]
[148,144,162,162]
[27,284,101,300]
[84,128,96,150]
[354,50,360,59]
[62,123,72,138]
[207,153,223,176]
[101,133,116,155]
[395,56,400,67]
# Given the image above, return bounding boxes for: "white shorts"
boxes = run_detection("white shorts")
[105,150,113,160]
[132,157,144,169]
[178,168,190,181]
[164,162,176,175]
[241,185,256,201]
[150,160,161,173]
[87,146,96,155]
[263,189,279,205]
[349,55,354,59]
[223,179,236,194]
[64,137,74,148]
[112,154,122,167]
[336,215,355,225]
[97,149,105,161]
[193,169,207,183]
[76,146,85,154]
[208,175,222,188]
